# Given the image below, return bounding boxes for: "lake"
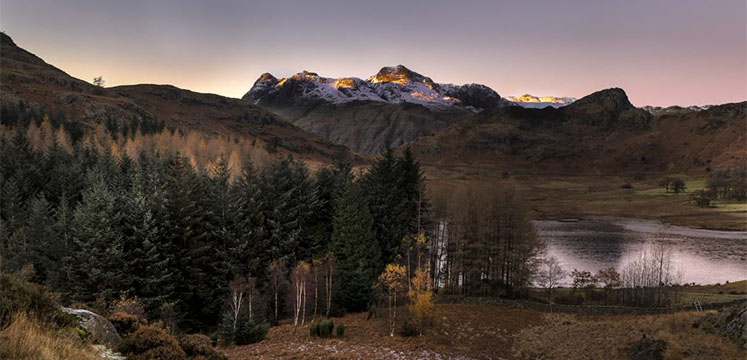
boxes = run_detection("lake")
[535,218,747,285]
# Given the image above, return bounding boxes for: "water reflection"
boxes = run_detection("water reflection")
[535,219,747,285]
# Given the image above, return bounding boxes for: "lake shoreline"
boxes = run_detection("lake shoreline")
[537,215,747,233]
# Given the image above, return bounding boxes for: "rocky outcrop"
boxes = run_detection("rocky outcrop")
[561,88,652,129]
[446,83,511,110]
[62,307,122,347]
[693,302,747,348]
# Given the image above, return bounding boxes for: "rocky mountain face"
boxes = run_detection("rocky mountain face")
[242,65,513,154]
[560,88,652,129]
[507,94,576,108]
[244,65,511,111]
[0,32,352,163]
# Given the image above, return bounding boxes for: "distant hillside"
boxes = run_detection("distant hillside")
[407,88,745,175]
[0,32,354,164]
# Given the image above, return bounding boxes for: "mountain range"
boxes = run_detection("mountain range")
[1,32,744,177]
[507,94,576,108]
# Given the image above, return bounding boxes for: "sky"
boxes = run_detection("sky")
[1,0,745,106]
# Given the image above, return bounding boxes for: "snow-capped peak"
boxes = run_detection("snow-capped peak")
[243,65,510,111]
[507,94,576,108]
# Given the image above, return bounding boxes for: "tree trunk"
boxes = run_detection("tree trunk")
[301,281,307,326]
[313,270,318,320]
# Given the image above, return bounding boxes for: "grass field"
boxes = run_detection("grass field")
[424,167,747,231]
[224,303,746,360]
[528,281,747,308]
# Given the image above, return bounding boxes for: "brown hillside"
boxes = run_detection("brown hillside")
[408,90,745,177]
[0,32,356,164]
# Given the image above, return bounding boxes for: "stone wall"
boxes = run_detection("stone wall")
[437,296,746,315]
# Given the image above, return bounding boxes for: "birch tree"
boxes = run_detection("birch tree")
[292,261,310,328]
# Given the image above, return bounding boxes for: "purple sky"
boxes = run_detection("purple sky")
[1,0,745,106]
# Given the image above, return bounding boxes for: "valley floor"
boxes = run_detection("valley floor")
[222,303,745,360]
[424,168,747,231]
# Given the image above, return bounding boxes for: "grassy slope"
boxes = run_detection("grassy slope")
[0,313,102,360]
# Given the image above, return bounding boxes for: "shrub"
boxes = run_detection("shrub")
[179,334,227,360]
[310,321,318,337]
[336,322,345,338]
[109,311,147,336]
[219,315,269,345]
[689,189,713,208]
[401,318,418,337]
[316,319,334,338]
[234,320,269,345]
[0,273,72,328]
[117,324,187,360]
[110,295,146,318]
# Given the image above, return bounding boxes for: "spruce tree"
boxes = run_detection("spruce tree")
[232,157,267,279]
[361,148,405,265]
[70,176,125,302]
[121,172,175,315]
[25,194,60,285]
[164,155,221,331]
[330,182,380,312]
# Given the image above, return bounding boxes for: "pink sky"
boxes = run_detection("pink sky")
[2,0,745,106]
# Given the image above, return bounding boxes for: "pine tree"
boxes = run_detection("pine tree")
[330,182,380,312]
[309,160,351,258]
[232,157,267,278]
[52,195,74,294]
[1,176,25,234]
[122,173,175,315]
[258,157,319,267]
[25,194,60,285]
[164,155,221,331]
[70,176,125,302]
[43,138,83,205]
[361,148,406,265]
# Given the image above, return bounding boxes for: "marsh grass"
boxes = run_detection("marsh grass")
[0,312,101,360]
[513,311,745,359]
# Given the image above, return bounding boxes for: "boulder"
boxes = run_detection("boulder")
[62,307,122,347]
[628,337,667,360]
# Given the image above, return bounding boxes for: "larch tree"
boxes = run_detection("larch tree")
[408,268,435,336]
[379,263,407,337]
